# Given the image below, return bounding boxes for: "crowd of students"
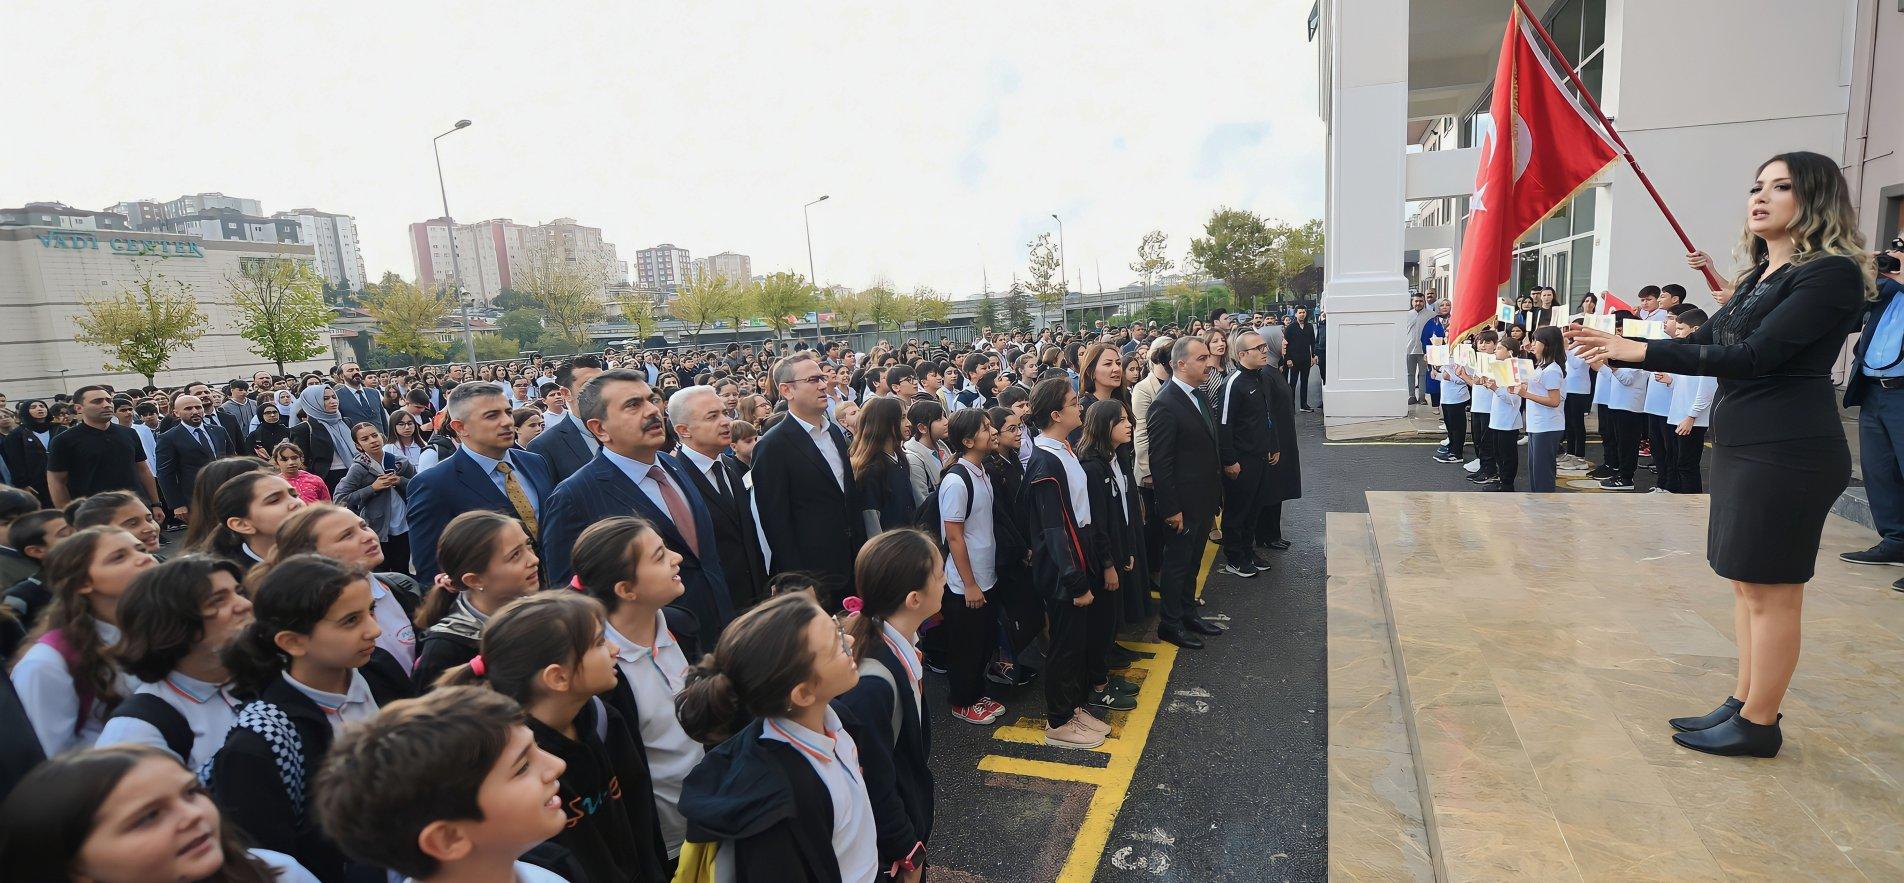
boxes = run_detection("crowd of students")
[0,311,1312,882]
[1420,284,1718,494]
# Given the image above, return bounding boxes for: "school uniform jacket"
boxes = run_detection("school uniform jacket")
[1024,445,1106,603]
[527,699,668,883]
[2,426,52,503]
[833,636,934,863]
[1079,453,1137,575]
[209,651,413,883]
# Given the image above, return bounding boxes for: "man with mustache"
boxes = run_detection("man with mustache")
[540,369,734,639]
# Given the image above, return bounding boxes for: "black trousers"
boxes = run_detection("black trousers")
[1083,578,1119,691]
[1221,459,1268,566]
[1442,402,1469,459]
[1286,365,1312,408]
[380,532,411,578]
[1597,405,1622,473]
[1472,409,1496,476]
[940,591,995,708]
[1667,425,1708,493]
[1255,499,1283,545]
[1492,427,1519,489]
[1158,511,1213,629]
[1611,410,1645,482]
[1563,393,1591,457]
[1646,413,1670,474]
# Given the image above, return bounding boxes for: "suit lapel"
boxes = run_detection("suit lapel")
[781,419,843,498]
[453,452,510,509]
[597,459,696,558]
[1169,383,1215,439]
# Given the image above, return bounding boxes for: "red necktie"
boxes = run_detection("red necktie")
[649,464,699,556]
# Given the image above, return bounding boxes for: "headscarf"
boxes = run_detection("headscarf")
[15,399,50,435]
[1258,325,1287,362]
[271,388,300,426]
[298,384,356,466]
[248,403,290,454]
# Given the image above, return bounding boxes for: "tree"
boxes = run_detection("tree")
[361,272,453,368]
[753,272,819,340]
[974,291,998,331]
[865,281,902,330]
[519,259,605,353]
[73,267,208,385]
[1003,279,1032,331]
[618,292,660,343]
[723,281,755,342]
[672,273,740,342]
[904,286,952,330]
[498,308,545,347]
[1025,232,1064,328]
[1130,230,1174,302]
[493,288,537,311]
[1189,207,1275,309]
[448,333,521,363]
[826,287,874,333]
[1259,218,1325,302]
[226,257,334,374]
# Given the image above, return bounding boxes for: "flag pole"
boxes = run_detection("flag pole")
[1510,0,1726,292]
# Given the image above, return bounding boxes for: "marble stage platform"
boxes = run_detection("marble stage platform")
[1327,492,1904,881]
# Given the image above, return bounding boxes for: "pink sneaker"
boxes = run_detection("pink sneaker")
[951,703,1002,725]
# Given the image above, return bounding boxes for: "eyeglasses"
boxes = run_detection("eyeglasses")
[789,375,827,387]
[1240,342,1270,354]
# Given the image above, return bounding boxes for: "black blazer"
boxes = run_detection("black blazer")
[287,421,341,477]
[1285,322,1317,364]
[1639,255,1864,446]
[1843,276,1904,408]
[751,415,864,602]
[155,422,233,507]
[834,637,934,863]
[1147,381,1224,522]
[526,413,595,485]
[679,450,769,612]
[2,426,52,503]
[541,452,735,639]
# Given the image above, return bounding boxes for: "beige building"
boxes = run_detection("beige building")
[410,216,623,305]
[0,224,335,396]
[1845,0,1904,249]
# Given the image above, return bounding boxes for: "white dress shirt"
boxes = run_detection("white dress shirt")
[759,708,878,883]
[790,411,846,491]
[1031,434,1091,527]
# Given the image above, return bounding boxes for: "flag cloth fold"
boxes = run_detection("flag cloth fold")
[1450,5,1621,342]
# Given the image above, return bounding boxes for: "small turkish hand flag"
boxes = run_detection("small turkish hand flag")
[1450,5,1621,342]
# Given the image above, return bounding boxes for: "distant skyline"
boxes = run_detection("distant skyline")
[3,1,1323,297]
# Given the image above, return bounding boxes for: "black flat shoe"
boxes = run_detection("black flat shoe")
[1672,714,1782,758]
[1157,627,1204,650]
[1268,539,1291,551]
[1185,618,1224,636]
[1669,696,1743,732]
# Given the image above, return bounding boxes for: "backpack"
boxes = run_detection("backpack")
[107,693,201,778]
[855,657,906,747]
[912,462,975,550]
[37,630,94,735]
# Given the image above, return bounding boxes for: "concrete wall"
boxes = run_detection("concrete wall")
[0,228,335,396]
[1845,0,1904,245]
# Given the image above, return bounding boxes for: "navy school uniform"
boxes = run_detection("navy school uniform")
[525,697,669,883]
[833,624,934,864]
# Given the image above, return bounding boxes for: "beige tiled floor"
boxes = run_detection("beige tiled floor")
[1362,491,1903,881]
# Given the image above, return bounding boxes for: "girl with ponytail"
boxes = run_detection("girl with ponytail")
[208,554,414,882]
[409,510,540,691]
[676,592,895,882]
[834,529,942,877]
[439,591,667,883]
[10,526,155,756]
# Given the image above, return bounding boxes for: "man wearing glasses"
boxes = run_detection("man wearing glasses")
[750,352,865,607]
[1216,328,1282,578]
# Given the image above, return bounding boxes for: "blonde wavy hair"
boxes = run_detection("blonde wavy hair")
[1732,151,1877,299]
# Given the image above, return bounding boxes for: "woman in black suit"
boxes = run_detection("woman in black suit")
[1,400,56,503]
[1568,151,1871,758]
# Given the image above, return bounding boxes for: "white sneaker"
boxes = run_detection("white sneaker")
[1517,435,1529,446]
[1464,458,1481,474]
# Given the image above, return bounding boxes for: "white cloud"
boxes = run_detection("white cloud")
[1,0,1323,297]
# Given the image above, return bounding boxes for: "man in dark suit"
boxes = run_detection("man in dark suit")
[752,352,864,605]
[1284,308,1318,411]
[406,383,553,582]
[668,385,768,612]
[527,356,603,484]
[155,392,232,523]
[334,362,386,434]
[541,370,735,639]
[1216,328,1281,579]
[1842,248,1904,575]
[1147,337,1226,649]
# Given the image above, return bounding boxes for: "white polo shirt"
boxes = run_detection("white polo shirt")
[760,708,877,883]
[936,462,996,596]
[606,613,703,857]
[95,672,241,771]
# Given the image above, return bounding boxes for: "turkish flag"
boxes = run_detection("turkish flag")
[1450,6,1621,341]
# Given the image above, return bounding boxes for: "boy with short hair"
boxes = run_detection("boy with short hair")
[316,687,572,883]
[2,510,73,629]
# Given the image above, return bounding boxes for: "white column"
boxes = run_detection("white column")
[1320,0,1412,429]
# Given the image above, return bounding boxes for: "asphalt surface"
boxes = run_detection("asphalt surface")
[924,406,1485,883]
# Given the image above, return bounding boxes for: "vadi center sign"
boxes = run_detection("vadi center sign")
[35,231,205,258]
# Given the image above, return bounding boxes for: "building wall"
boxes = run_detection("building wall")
[0,227,335,396]
[1845,0,1904,246]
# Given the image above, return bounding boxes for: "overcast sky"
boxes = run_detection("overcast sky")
[4,1,1322,298]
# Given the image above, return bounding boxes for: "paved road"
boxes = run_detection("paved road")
[925,409,1482,883]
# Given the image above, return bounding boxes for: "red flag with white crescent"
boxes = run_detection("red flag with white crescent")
[1450,5,1621,342]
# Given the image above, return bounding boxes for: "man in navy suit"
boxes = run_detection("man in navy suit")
[406,383,553,582]
[334,363,387,435]
[542,369,735,639]
[155,392,232,523]
[527,355,603,484]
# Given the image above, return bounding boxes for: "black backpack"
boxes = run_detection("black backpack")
[108,694,199,775]
[913,461,976,550]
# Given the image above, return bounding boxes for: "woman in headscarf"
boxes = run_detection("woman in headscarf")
[2,399,56,502]
[287,385,355,492]
[265,388,300,427]
[247,401,290,459]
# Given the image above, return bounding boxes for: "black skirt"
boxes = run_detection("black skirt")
[1707,435,1850,584]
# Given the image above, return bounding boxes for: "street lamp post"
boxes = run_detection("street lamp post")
[804,195,828,340]
[1050,213,1067,330]
[433,119,477,367]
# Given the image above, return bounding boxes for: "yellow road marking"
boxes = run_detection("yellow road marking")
[975,535,1218,882]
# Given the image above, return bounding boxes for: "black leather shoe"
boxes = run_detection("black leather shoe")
[1672,714,1782,758]
[1185,618,1223,636]
[1157,627,1204,649]
[1268,539,1291,551]
[1893,576,1904,593]
[1669,696,1743,732]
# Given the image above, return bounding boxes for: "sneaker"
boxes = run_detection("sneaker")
[1646,487,1670,494]
[1437,437,1449,447]
[1465,472,1495,484]
[1476,480,1501,490]
[1435,445,1451,456]
[952,703,1002,725]
[976,697,1007,717]
[1588,465,1614,479]
[923,656,948,675]
[1221,562,1258,578]
[1106,676,1140,695]
[1433,453,1463,464]
[1044,716,1106,749]
[1517,435,1528,446]
[1839,545,1904,566]
[1073,708,1113,734]
[1089,689,1137,710]
[1892,576,1904,592]
[1599,477,1635,490]
[1464,458,1481,474]
[1253,551,1274,568]
[1638,440,1652,459]
[986,661,1037,687]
